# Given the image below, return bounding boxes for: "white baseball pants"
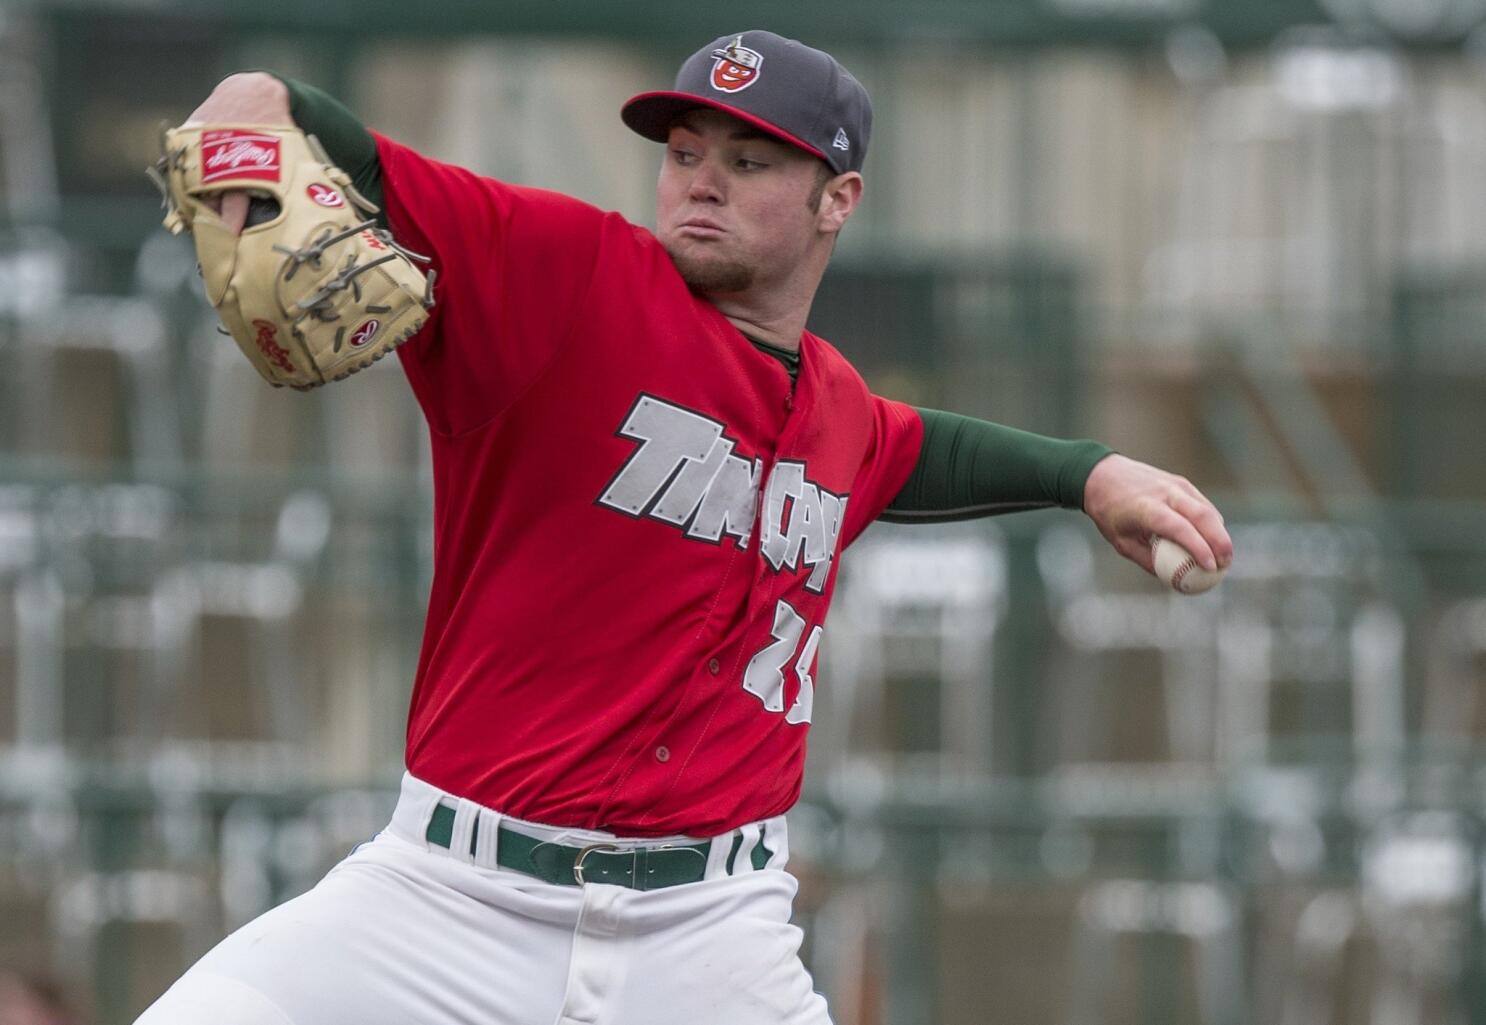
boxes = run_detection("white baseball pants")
[133,774,832,1025]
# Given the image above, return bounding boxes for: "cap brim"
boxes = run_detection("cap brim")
[621,91,827,163]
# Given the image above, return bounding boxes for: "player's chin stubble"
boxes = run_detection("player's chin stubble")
[666,244,756,295]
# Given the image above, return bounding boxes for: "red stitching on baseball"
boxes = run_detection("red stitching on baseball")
[1170,558,1195,592]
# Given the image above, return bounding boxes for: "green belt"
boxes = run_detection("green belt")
[425,803,713,891]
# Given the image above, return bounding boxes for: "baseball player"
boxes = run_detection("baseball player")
[139,30,1231,1025]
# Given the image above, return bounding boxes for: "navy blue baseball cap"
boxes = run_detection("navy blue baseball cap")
[622,30,872,176]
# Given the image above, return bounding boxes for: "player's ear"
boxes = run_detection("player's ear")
[817,172,863,235]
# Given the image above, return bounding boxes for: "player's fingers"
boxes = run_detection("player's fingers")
[217,191,250,235]
[1122,535,1157,574]
[1170,492,1234,568]
[1164,473,1225,524]
[1198,514,1234,568]
[1145,503,1218,571]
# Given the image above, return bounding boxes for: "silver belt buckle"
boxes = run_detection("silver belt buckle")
[573,842,621,885]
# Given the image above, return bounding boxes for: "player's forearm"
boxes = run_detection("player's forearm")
[880,408,1112,523]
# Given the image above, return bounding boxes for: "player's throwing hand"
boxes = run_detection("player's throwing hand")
[1081,453,1233,576]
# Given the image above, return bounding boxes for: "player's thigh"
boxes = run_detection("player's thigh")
[134,833,576,1025]
[619,871,832,1025]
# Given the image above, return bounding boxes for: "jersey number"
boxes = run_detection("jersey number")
[742,599,821,725]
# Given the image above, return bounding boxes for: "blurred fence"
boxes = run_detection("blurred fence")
[6,3,1486,1024]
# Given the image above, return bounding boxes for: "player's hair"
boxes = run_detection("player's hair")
[806,161,833,210]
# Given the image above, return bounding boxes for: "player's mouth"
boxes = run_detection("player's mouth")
[678,218,727,238]
[677,216,728,239]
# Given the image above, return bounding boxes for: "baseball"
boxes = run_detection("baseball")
[1151,536,1225,594]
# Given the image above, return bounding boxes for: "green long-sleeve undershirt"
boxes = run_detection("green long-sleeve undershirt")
[269,74,1114,520]
[265,73,386,228]
[885,411,1110,520]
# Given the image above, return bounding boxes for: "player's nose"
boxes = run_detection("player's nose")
[687,161,725,203]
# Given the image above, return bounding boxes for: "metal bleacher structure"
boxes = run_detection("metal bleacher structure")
[5,3,1486,1025]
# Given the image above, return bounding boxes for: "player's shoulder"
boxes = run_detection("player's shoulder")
[800,329,880,420]
[505,190,671,281]
[801,330,869,388]
[372,130,627,228]
[503,181,622,230]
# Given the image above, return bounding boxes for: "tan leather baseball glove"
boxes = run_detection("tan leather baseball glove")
[150,124,434,389]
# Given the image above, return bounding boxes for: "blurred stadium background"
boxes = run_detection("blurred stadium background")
[3,1,1486,1022]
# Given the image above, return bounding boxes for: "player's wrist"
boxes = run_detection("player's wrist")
[1078,451,1126,518]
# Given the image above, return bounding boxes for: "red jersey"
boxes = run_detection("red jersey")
[375,134,923,836]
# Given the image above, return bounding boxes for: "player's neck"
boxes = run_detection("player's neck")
[703,236,833,353]
[721,313,803,353]
[709,273,819,354]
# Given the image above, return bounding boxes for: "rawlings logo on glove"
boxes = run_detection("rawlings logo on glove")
[149,124,435,390]
[201,130,283,182]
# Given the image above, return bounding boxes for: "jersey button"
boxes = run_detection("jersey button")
[707,658,721,675]
[654,746,671,763]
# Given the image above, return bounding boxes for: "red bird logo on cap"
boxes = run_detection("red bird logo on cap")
[710,37,763,93]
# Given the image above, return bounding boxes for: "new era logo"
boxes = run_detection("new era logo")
[832,128,850,151]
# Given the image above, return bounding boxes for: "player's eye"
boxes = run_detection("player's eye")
[670,148,699,165]
[735,157,768,171]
